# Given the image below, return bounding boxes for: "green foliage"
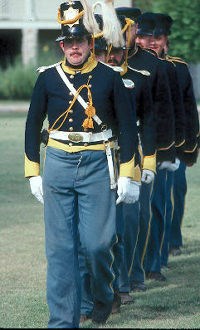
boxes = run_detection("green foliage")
[134,0,200,63]
[0,49,60,100]
[0,60,37,100]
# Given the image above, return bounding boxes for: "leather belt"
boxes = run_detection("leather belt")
[49,129,113,143]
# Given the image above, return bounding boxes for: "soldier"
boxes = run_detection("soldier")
[141,13,200,264]
[115,7,176,290]
[135,12,184,281]
[24,0,140,327]
[106,12,157,305]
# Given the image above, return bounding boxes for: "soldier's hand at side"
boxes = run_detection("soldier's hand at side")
[29,176,44,204]
[141,169,155,184]
[116,177,140,205]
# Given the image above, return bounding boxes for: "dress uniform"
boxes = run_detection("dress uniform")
[140,13,199,271]
[117,11,177,288]
[24,1,139,327]
[163,53,200,260]
[136,13,185,279]
[108,12,157,302]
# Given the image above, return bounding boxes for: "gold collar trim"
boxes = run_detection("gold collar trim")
[61,53,98,74]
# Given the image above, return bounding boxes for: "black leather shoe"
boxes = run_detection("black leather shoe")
[119,292,134,304]
[146,271,166,281]
[111,291,121,314]
[79,314,92,323]
[169,247,182,256]
[92,300,113,324]
[131,281,147,292]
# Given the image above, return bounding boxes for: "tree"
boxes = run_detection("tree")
[133,0,200,63]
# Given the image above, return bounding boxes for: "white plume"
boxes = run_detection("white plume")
[93,0,125,47]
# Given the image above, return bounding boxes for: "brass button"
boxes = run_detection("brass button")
[69,101,72,104]
[69,92,73,96]
[69,118,73,123]
[69,143,73,147]
[88,84,92,88]
[89,75,92,79]
[70,75,74,79]
[84,128,88,132]
[84,143,88,147]
[69,127,73,131]
[69,109,73,114]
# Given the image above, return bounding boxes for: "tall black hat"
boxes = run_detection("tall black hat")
[136,12,155,36]
[115,7,141,22]
[56,1,91,41]
[153,13,173,36]
[94,14,108,51]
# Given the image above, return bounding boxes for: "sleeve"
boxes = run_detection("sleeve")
[154,61,176,162]
[178,66,200,165]
[137,77,156,173]
[167,62,185,148]
[24,73,47,177]
[112,72,138,179]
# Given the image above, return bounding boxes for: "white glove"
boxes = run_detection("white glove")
[167,158,180,172]
[29,176,44,204]
[158,158,180,172]
[141,169,155,184]
[158,161,172,170]
[116,177,140,205]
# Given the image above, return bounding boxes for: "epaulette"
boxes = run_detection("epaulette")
[99,61,124,73]
[166,55,188,66]
[159,57,176,67]
[143,48,158,57]
[128,65,151,76]
[36,61,62,73]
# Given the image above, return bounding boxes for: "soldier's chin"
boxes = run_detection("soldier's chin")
[108,61,118,66]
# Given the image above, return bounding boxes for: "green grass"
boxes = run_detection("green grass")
[0,112,200,328]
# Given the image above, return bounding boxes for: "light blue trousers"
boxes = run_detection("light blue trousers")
[43,147,117,328]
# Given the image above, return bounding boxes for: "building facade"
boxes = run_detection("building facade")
[0,0,199,99]
[0,0,131,66]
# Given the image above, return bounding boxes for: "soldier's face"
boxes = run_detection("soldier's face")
[107,48,124,66]
[148,35,168,56]
[135,35,151,49]
[59,36,92,66]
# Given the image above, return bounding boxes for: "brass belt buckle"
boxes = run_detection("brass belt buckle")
[68,133,83,143]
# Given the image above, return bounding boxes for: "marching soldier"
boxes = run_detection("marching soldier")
[115,7,176,290]
[106,12,156,305]
[143,13,200,264]
[24,0,139,327]
[136,12,199,278]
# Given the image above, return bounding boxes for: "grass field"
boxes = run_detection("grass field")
[0,112,200,328]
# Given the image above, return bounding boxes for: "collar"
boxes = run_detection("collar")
[61,53,98,75]
[120,62,128,76]
[127,44,138,59]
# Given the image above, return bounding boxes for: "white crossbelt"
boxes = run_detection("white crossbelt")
[49,129,113,143]
[56,64,102,125]
[55,64,117,190]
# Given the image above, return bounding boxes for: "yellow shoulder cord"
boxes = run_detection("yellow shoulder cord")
[122,18,134,70]
[57,8,84,25]
[105,44,113,63]
[48,78,95,132]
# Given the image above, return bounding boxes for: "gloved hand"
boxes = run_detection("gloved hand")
[158,158,180,172]
[167,158,180,172]
[158,161,172,170]
[141,169,155,184]
[29,176,44,204]
[116,177,140,205]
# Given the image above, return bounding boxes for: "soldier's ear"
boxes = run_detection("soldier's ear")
[59,41,65,51]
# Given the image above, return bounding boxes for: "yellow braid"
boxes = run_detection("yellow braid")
[57,8,84,25]
[49,82,96,132]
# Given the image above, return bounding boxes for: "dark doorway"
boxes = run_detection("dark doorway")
[0,30,21,69]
